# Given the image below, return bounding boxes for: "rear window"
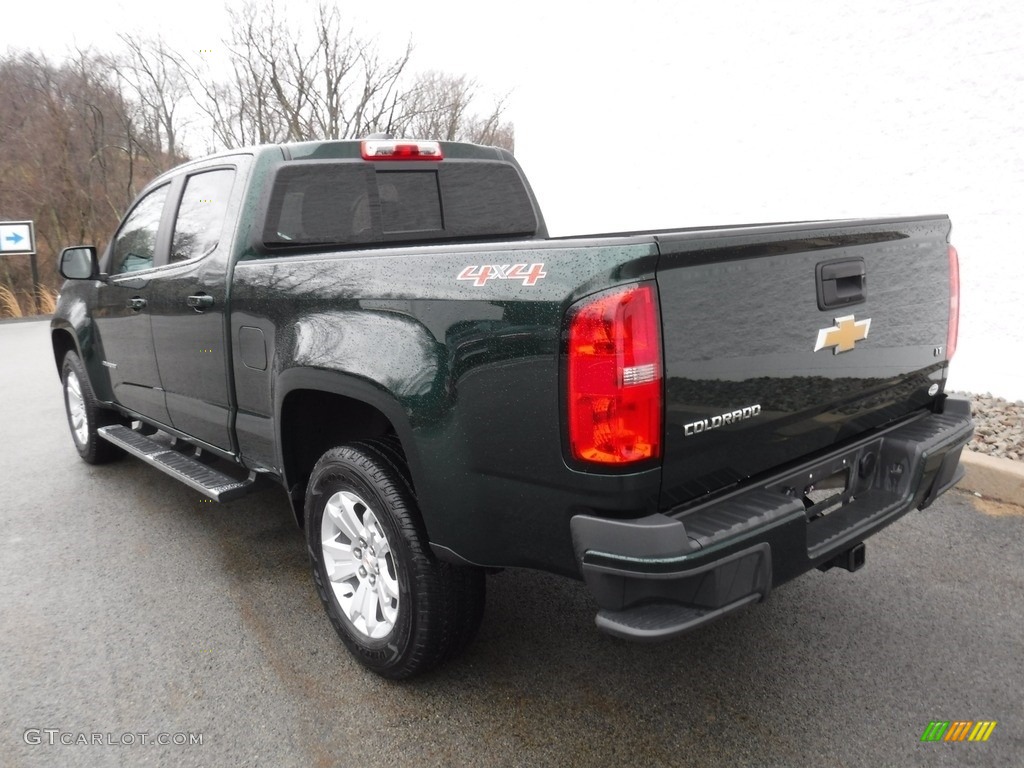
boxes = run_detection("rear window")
[262,160,538,248]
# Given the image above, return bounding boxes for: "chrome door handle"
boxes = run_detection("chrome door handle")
[126,297,147,311]
[187,294,214,310]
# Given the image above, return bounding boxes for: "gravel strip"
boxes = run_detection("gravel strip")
[951,391,1024,461]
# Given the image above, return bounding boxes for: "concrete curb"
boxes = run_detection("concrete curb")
[958,449,1024,507]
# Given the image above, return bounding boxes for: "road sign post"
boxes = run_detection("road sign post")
[0,221,39,314]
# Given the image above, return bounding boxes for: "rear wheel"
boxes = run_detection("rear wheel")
[61,351,124,464]
[305,442,485,679]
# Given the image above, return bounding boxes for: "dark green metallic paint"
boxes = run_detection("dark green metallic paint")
[51,139,963,581]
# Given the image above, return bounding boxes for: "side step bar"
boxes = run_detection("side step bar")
[98,425,256,502]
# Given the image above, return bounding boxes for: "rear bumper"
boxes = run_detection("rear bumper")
[570,398,974,641]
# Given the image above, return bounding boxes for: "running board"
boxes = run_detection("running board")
[98,425,256,502]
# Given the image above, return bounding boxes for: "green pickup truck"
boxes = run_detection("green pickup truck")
[51,137,973,678]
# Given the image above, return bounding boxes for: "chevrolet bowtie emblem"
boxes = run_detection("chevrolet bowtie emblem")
[814,314,871,354]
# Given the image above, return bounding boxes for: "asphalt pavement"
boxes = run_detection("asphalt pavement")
[2,318,1021,767]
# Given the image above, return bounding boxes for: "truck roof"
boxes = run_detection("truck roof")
[155,138,514,180]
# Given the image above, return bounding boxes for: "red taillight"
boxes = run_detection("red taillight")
[361,139,443,160]
[567,284,662,465]
[947,244,960,360]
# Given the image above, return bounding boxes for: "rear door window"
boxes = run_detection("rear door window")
[170,169,236,263]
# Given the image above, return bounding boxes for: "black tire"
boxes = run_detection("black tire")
[305,442,485,679]
[61,351,124,465]
[352,438,485,663]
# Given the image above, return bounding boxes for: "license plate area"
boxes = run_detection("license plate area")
[800,467,852,521]
[766,438,883,529]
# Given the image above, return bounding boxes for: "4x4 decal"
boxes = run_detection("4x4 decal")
[457,263,547,287]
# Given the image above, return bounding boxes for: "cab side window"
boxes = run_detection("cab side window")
[171,169,236,263]
[111,185,170,274]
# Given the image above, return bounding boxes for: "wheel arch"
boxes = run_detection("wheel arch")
[275,367,425,530]
[51,326,80,378]
[51,318,116,404]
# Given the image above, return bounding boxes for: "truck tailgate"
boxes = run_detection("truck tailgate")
[655,216,953,510]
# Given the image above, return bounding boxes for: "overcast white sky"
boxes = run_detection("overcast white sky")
[6,0,1024,396]
[8,0,1021,226]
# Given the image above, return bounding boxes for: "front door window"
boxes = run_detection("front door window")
[111,185,170,274]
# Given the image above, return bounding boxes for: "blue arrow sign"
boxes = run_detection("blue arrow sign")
[0,221,35,254]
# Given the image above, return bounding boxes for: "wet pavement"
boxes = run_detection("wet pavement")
[2,319,1021,767]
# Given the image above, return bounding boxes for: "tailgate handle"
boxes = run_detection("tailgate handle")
[816,258,865,310]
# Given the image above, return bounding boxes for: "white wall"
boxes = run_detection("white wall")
[9,0,1023,396]
[511,0,1024,399]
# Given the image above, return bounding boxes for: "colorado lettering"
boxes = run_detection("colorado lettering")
[683,405,762,437]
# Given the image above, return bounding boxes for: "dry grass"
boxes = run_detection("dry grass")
[36,284,59,314]
[0,282,58,317]
[0,283,24,318]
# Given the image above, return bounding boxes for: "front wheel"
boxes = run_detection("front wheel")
[61,351,123,464]
[305,442,485,679]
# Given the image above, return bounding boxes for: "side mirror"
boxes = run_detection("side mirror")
[59,246,98,280]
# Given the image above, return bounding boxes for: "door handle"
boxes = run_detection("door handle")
[127,297,147,311]
[187,294,215,310]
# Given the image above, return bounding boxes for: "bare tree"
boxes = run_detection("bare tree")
[397,71,514,151]
[117,34,191,161]
[0,11,517,314]
[113,1,514,153]
[178,1,413,149]
[0,49,173,310]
